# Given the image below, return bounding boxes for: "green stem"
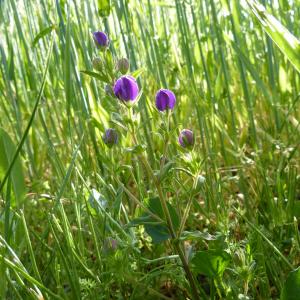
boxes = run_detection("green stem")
[141,156,200,300]
[127,109,200,299]
[178,193,194,237]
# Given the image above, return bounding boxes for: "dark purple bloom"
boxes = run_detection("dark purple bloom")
[179,129,194,148]
[113,75,139,102]
[93,31,109,48]
[102,128,118,147]
[155,89,176,111]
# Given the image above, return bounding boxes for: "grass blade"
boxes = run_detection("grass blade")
[246,0,300,73]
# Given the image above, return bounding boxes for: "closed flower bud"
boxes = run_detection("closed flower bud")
[155,89,176,111]
[92,57,103,72]
[194,175,206,193]
[103,238,118,254]
[113,75,139,102]
[102,128,118,147]
[93,31,109,49]
[179,129,194,149]
[117,58,130,74]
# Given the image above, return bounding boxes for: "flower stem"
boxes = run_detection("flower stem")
[139,154,200,300]
[127,108,200,299]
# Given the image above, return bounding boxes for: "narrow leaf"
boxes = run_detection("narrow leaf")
[32,25,55,47]
[246,0,300,72]
[80,70,110,83]
[0,129,26,207]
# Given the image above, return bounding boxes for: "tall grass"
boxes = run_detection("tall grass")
[0,0,300,299]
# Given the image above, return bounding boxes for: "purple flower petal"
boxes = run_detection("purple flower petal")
[113,76,139,101]
[93,31,109,48]
[179,129,194,148]
[102,128,118,147]
[155,89,176,111]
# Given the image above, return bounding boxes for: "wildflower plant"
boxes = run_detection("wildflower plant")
[2,0,299,298]
[82,31,202,300]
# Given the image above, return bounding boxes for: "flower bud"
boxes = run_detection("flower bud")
[179,129,194,149]
[102,128,118,148]
[117,58,130,74]
[103,237,118,254]
[93,31,109,49]
[194,175,206,193]
[155,89,176,111]
[113,75,139,102]
[92,57,103,72]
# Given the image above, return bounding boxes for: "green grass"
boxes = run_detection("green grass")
[0,0,300,299]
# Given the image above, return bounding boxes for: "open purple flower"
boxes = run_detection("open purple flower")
[155,89,176,111]
[93,31,109,49]
[113,75,139,102]
[179,129,194,149]
[102,128,118,148]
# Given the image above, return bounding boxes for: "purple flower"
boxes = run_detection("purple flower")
[113,75,139,102]
[155,89,176,111]
[179,129,194,149]
[93,31,109,49]
[102,128,118,148]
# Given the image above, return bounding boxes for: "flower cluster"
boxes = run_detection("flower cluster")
[92,31,195,150]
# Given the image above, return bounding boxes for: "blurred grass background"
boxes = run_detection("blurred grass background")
[0,0,300,299]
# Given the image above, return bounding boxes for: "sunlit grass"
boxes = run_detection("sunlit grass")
[0,0,300,299]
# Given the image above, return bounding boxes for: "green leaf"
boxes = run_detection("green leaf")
[32,25,55,47]
[180,231,217,242]
[127,215,162,227]
[80,70,110,83]
[293,202,300,218]
[157,161,175,182]
[147,197,180,227]
[0,129,26,207]
[145,222,170,244]
[246,0,300,73]
[124,144,146,155]
[191,250,231,278]
[129,197,179,244]
[130,68,144,79]
[98,0,111,17]
[281,267,300,300]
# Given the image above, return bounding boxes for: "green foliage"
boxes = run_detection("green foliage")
[191,250,231,278]
[0,129,26,207]
[0,0,300,299]
[281,268,300,300]
[98,0,111,17]
[246,0,300,72]
[129,197,179,243]
[32,25,55,47]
